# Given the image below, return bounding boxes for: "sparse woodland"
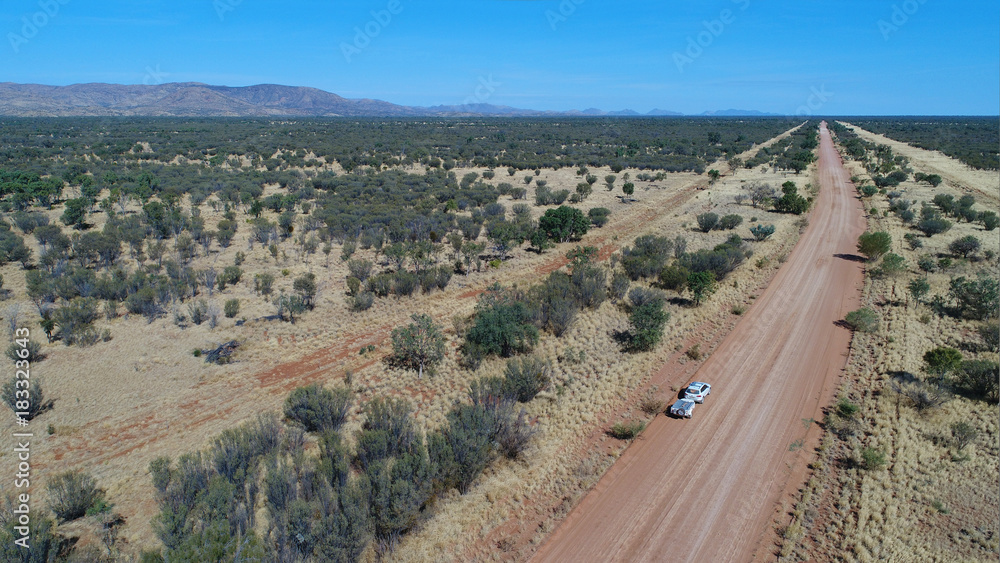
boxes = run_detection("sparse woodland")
[0,117,992,561]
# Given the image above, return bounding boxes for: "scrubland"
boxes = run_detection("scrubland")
[0,120,827,561]
[772,123,999,562]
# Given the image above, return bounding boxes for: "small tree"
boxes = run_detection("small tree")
[907,278,930,303]
[293,272,317,309]
[628,298,669,352]
[856,231,891,261]
[956,360,999,403]
[390,314,446,379]
[951,421,978,451]
[923,347,963,379]
[622,182,635,201]
[949,274,999,320]
[948,235,981,259]
[875,253,906,277]
[60,198,90,229]
[539,206,588,243]
[687,271,716,306]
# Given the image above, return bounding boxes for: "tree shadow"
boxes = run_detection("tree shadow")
[835,455,858,470]
[611,329,632,349]
[667,296,693,307]
[833,253,866,263]
[888,370,919,384]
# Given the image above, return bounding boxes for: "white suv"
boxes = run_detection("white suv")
[684,382,711,403]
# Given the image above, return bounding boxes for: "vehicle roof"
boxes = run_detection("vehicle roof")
[688,382,709,388]
[673,398,695,406]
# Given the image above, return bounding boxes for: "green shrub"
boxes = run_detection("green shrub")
[253,272,274,295]
[749,224,776,241]
[949,274,998,320]
[978,210,999,231]
[622,235,673,280]
[844,308,878,333]
[718,214,743,230]
[6,340,42,363]
[503,356,551,402]
[223,299,240,319]
[539,206,588,242]
[978,321,999,352]
[217,266,242,291]
[46,470,106,522]
[350,291,375,312]
[2,376,44,420]
[609,270,631,302]
[917,217,952,237]
[463,285,538,359]
[284,384,354,433]
[856,231,891,261]
[860,447,886,470]
[588,207,611,227]
[696,212,719,232]
[659,263,690,291]
[836,397,858,419]
[923,347,963,378]
[53,297,100,346]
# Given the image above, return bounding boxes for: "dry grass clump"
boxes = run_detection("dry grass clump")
[639,387,665,416]
[608,420,646,440]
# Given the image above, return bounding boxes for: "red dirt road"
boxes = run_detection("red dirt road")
[531,123,867,562]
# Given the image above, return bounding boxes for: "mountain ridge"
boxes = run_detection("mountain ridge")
[0,82,783,118]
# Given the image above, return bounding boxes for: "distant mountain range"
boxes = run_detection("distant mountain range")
[0,82,783,118]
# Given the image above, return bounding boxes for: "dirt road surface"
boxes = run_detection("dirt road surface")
[531,122,867,562]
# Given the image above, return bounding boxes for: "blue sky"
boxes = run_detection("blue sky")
[1,0,997,115]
